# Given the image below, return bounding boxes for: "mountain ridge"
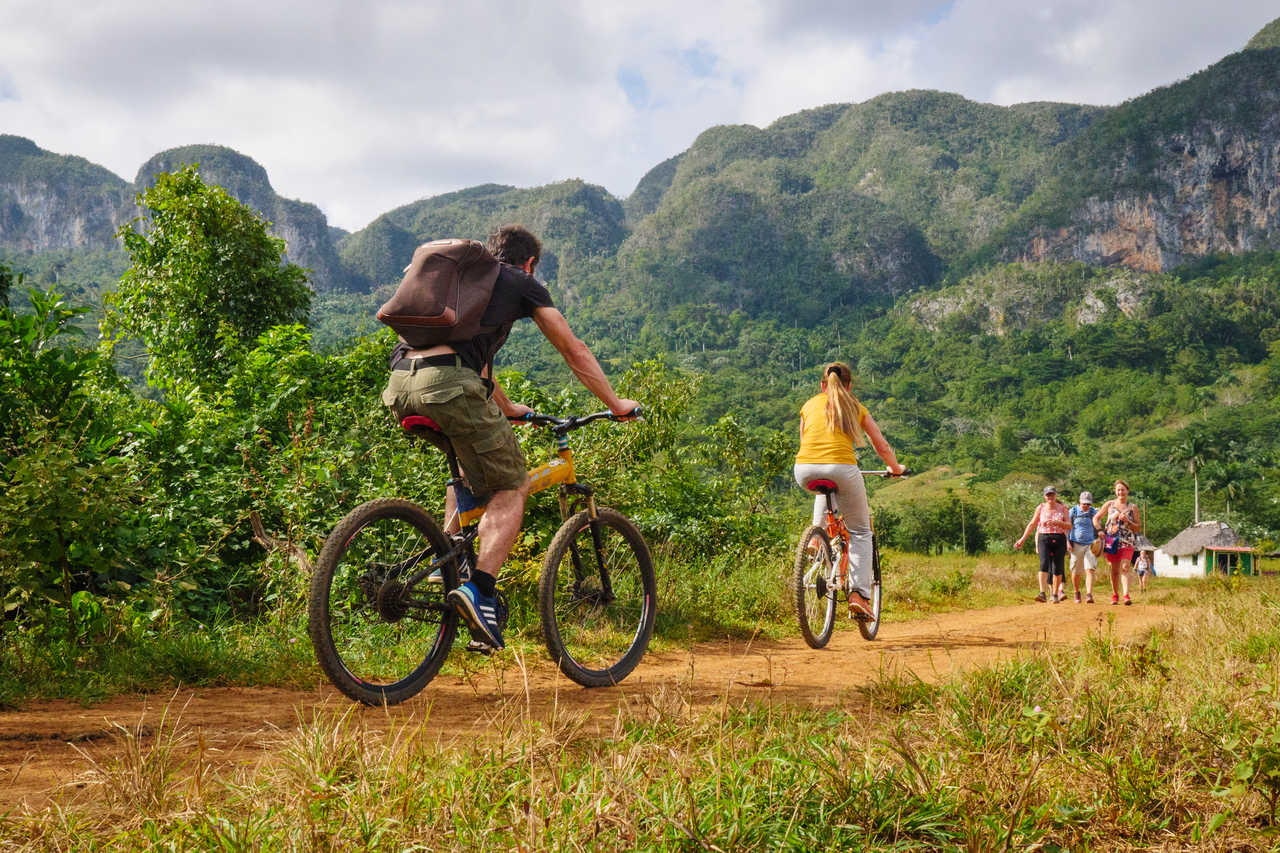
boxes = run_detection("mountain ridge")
[2,17,1279,311]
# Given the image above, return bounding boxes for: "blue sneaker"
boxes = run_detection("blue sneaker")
[447,581,504,649]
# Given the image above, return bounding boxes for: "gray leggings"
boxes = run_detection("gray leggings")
[794,463,873,597]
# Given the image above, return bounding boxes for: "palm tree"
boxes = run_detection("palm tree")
[1169,433,1212,524]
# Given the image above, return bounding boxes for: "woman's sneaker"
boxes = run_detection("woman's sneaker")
[1074,592,1082,604]
[1111,594,1119,605]
[1123,594,1132,606]
[1034,592,1047,603]
[447,581,504,649]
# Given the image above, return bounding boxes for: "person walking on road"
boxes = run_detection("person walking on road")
[1094,479,1141,606]
[1068,491,1099,603]
[1015,486,1071,602]
[1134,549,1153,593]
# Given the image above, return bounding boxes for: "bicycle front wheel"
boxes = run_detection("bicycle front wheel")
[308,498,458,705]
[539,508,656,687]
[857,537,883,640]
[794,525,837,648]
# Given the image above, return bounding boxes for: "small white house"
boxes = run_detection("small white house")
[1154,521,1257,579]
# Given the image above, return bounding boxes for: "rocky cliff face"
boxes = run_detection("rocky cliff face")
[909,262,1161,334]
[1014,42,1280,273]
[135,145,353,291]
[0,135,132,252]
[1022,123,1280,272]
[0,138,352,291]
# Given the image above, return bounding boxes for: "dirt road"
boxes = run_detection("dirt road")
[0,601,1175,809]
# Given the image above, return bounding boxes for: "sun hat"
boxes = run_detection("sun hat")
[1043,485,1057,495]
[1079,490,1093,503]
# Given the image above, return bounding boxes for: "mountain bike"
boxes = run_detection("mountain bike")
[792,469,907,648]
[307,409,656,705]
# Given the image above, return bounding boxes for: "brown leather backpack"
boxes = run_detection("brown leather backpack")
[376,239,501,347]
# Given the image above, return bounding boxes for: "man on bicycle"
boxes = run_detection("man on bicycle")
[381,224,639,650]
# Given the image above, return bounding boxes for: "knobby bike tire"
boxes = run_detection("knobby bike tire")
[793,525,837,648]
[857,536,883,641]
[539,508,656,687]
[308,498,458,705]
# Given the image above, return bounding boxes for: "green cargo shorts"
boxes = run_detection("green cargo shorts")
[381,364,527,498]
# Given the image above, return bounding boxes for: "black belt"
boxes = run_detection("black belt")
[392,353,466,371]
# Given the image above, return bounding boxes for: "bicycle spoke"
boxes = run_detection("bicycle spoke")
[540,509,655,687]
[309,500,458,705]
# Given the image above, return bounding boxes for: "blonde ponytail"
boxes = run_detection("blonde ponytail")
[821,362,865,445]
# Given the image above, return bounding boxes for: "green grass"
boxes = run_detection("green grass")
[6,575,1279,849]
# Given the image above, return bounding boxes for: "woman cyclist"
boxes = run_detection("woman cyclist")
[793,362,905,618]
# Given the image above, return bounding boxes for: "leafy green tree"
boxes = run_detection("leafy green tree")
[104,165,311,392]
[0,260,15,309]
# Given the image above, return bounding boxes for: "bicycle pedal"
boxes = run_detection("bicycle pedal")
[465,639,495,656]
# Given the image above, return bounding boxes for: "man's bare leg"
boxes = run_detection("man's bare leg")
[444,485,460,535]
[474,483,529,579]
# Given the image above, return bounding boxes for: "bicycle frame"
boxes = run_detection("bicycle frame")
[447,421,598,530]
[820,493,851,588]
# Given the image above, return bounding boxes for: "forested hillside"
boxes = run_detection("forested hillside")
[0,21,1276,550]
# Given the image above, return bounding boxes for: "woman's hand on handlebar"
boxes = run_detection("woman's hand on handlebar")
[887,462,908,477]
[504,403,534,420]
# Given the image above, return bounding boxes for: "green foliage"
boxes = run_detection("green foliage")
[104,165,311,392]
[0,259,12,308]
[1245,16,1280,52]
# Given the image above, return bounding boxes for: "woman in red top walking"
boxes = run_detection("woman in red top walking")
[1093,479,1141,605]
[1015,486,1072,602]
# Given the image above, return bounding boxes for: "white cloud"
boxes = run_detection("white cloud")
[0,0,1275,229]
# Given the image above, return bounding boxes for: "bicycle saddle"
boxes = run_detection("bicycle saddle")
[804,479,838,494]
[399,415,453,453]
[400,415,443,433]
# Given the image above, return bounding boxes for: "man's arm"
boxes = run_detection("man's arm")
[532,306,637,416]
[483,367,532,419]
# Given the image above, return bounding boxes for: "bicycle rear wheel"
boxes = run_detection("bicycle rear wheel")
[794,525,837,648]
[857,536,883,640]
[539,508,656,687]
[308,498,458,705]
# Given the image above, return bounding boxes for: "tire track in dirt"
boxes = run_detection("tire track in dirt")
[0,601,1175,809]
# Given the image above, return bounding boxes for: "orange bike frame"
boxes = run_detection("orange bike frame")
[822,497,850,587]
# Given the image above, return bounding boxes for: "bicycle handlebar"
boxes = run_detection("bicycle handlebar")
[510,405,643,433]
[862,469,912,478]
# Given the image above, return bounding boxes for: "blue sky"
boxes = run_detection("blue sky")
[0,0,1275,231]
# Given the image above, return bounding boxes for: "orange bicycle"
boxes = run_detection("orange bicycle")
[793,469,907,648]
[308,409,655,705]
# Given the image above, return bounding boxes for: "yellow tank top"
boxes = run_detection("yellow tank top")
[795,393,868,466]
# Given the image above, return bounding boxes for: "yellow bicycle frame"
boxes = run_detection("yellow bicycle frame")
[456,437,589,528]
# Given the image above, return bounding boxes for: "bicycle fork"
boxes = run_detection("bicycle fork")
[561,484,615,605]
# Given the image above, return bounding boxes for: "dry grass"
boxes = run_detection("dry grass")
[3,576,1278,850]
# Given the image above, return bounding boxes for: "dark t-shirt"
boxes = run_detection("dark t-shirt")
[389,264,554,373]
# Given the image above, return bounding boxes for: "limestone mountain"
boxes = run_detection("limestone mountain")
[0,139,353,292]
[974,36,1280,273]
[337,179,628,304]
[0,135,132,251]
[135,145,352,292]
[3,16,1280,318]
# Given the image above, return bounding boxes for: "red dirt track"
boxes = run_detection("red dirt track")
[0,601,1175,809]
